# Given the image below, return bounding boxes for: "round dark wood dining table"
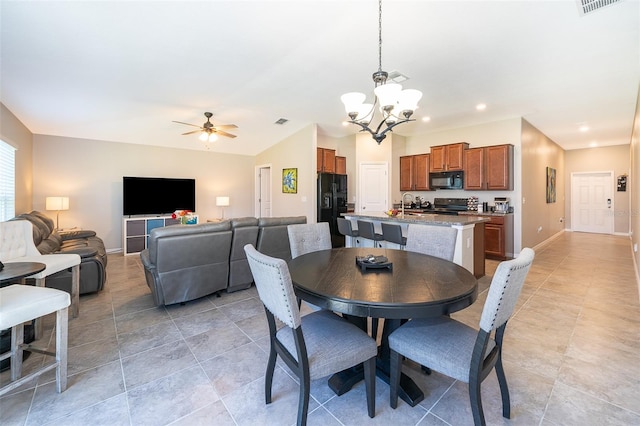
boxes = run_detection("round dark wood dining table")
[288,247,478,407]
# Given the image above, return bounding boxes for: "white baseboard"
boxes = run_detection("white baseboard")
[531,229,566,253]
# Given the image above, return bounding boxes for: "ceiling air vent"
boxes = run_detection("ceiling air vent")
[576,0,623,16]
[387,70,408,83]
[274,118,289,125]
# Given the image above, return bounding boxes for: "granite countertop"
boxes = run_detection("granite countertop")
[342,212,490,226]
[458,211,513,217]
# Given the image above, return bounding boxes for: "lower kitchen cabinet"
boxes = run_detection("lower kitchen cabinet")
[485,214,514,260]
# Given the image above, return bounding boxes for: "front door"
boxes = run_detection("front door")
[571,171,613,234]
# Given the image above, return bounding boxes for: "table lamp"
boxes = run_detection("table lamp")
[216,196,230,219]
[45,196,69,229]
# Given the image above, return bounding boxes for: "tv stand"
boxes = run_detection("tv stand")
[123,215,197,255]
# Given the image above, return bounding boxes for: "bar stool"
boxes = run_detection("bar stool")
[337,218,360,247]
[357,220,384,248]
[0,284,70,396]
[381,223,407,250]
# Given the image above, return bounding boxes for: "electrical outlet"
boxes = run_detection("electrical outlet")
[634,243,638,253]
[537,226,542,233]
[559,217,564,223]
[522,197,526,204]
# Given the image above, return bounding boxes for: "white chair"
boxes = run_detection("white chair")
[405,224,458,261]
[0,284,70,395]
[389,248,535,425]
[287,222,332,259]
[244,244,376,425]
[0,220,81,337]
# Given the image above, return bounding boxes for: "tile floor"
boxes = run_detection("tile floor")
[1,231,639,425]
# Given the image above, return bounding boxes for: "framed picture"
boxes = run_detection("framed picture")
[282,168,297,193]
[546,167,556,203]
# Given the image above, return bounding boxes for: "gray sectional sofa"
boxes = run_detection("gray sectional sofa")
[9,211,107,294]
[140,216,307,306]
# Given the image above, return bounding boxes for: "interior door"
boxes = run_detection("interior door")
[358,162,388,213]
[571,171,613,234]
[256,166,271,218]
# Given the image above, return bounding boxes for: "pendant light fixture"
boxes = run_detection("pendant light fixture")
[341,0,422,144]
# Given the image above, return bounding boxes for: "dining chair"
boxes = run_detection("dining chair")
[336,218,360,247]
[287,222,332,259]
[404,224,458,261]
[244,244,377,425]
[357,220,384,248]
[381,222,407,249]
[0,284,70,396]
[388,248,535,426]
[0,220,81,337]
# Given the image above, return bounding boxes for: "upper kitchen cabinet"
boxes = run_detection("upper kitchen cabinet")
[335,156,346,174]
[429,142,469,172]
[317,148,336,173]
[400,154,430,191]
[464,144,514,190]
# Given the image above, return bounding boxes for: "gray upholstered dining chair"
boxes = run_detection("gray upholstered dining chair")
[287,222,332,259]
[405,224,458,261]
[244,244,377,425]
[388,248,535,426]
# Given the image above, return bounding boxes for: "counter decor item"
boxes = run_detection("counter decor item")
[172,210,196,225]
[467,196,479,211]
[386,209,399,217]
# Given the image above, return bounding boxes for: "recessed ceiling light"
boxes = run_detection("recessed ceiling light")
[476,103,487,111]
[422,116,431,123]
[579,125,589,132]
[589,141,598,147]
[342,121,350,127]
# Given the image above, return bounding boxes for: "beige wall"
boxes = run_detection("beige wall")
[405,118,524,252]
[255,124,316,220]
[32,135,255,251]
[1,103,33,213]
[565,145,631,234]
[630,84,640,283]
[521,119,565,248]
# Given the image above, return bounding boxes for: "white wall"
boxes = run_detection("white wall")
[32,135,255,251]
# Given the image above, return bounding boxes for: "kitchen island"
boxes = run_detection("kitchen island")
[342,212,490,277]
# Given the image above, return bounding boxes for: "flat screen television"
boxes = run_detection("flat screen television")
[123,176,196,216]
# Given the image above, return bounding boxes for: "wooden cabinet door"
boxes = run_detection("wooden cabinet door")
[335,156,346,174]
[446,143,467,170]
[485,144,513,190]
[316,148,323,172]
[414,154,430,190]
[323,149,336,173]
[464,148,485,190]
[485,224,504,258]
[429,146,446,172]
[399,155,414,190]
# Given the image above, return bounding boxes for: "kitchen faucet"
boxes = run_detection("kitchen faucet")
[401,192,413,217]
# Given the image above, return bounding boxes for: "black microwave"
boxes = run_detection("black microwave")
[429,171,464,189]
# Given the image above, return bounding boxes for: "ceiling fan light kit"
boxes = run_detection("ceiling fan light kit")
[173,111,238,144]
[341,0,422,144]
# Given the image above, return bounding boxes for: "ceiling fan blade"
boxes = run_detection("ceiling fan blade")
[214,124,238,130]
[182,130,202,135]
[172,120,201,128]
[216,130,237,138]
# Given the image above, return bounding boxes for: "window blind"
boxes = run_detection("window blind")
[0,140,16,221]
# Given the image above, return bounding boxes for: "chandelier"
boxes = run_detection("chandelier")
[341,0,422,144]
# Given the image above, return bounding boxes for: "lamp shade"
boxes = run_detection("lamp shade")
[341,92,366,115]
[374,83,402,109]
[46,196,69,211]
[216,196,230,207]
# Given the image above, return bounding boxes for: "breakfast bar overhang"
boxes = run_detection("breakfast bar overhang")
[341,212,490,277]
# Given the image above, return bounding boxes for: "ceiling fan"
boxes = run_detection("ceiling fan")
[173,112,238,141]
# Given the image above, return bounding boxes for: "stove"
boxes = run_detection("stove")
[428,198,470,215]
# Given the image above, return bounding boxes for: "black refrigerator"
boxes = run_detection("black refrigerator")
[317,172,348,247]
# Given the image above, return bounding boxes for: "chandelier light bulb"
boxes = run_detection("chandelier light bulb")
[374,83,402,110]
[199,132,209,142]
[341,92,366,117]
